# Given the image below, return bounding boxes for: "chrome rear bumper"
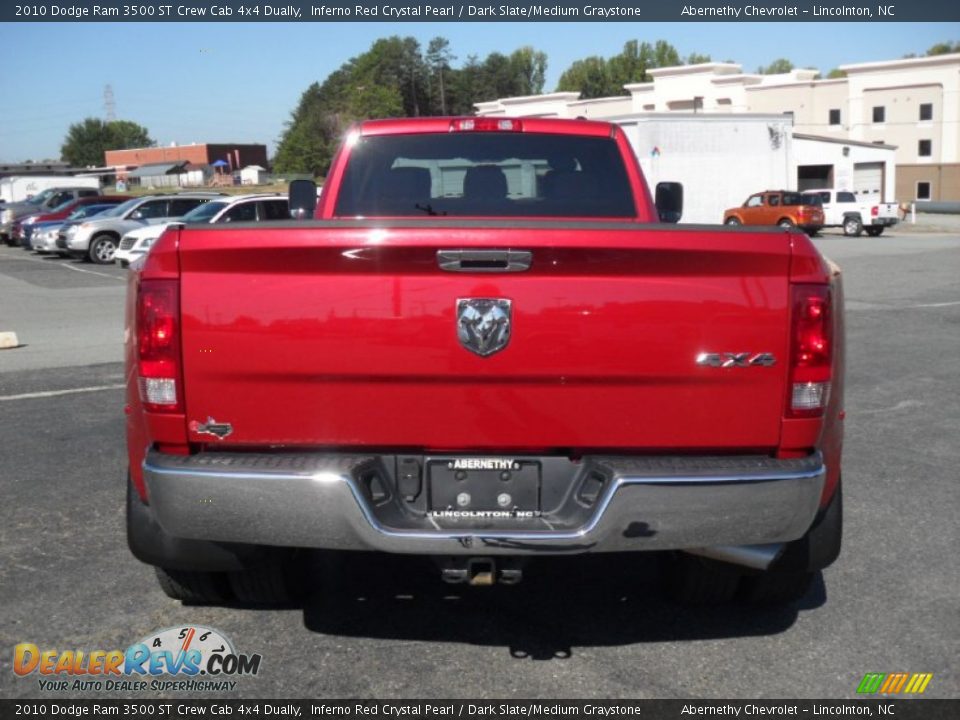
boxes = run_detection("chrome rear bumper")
[142,450,825,560]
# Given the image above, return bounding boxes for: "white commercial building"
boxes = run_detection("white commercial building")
[478,52,960,205]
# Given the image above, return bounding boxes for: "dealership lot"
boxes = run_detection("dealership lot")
[0,230,957,699]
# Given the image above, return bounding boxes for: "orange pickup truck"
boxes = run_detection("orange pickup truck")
[723,190,824,235]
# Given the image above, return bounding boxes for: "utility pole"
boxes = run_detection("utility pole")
[104,84,116,122]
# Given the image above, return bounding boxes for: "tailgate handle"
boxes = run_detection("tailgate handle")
[437,249,532,273]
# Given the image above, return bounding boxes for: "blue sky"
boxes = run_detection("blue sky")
[0,22,956,162]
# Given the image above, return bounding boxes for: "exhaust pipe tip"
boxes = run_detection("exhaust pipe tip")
[686,543,784,570]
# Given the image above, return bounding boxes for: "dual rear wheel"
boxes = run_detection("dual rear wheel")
[155,561,303,605]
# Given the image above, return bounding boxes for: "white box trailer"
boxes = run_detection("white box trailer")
[0,175,101,204]
[612,114,795,225]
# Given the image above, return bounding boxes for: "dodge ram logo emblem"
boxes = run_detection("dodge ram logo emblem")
[457,298,511,356]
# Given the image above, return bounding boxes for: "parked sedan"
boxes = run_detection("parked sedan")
[30,204,119,254]
[17,195,128,249]
[62,192,224,264]
[1,186,102,245]
[115,193,289,267]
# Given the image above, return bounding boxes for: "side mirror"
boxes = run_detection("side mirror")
[289,179,318,220]
[655,182,683,223]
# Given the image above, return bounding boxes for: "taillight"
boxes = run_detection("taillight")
[449,118,522,132]
[871,206,879,217]
[137,279,182,413]
[788,284,832,417]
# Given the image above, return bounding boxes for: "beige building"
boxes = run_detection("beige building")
[477,53,960,204]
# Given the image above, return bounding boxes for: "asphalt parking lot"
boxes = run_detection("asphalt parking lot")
[0,229,957,700]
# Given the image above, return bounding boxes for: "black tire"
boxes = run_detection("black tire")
[662,554,741,606]
[739,570,813,606]
[88,234,118,264]
[865,227,884,237]
[777,218,795,229]
[725,217,741,226]
[229,563,302,605]
[843,216,863,237]
[154,567,230,604]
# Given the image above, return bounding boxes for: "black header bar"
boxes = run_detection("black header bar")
[4,1,959,23]
[1,700,959,720]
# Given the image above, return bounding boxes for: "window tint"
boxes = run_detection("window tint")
[919,103,933,121]
[28,189,57,205]
[79,189,99,197]
[259,200,290,220]
[828,109,841,125]
[222,202,257,222]
[781,193,803,206]
[746,195,763,208]
[168,198,207,216]
[916,182,931,200]
[872,106,885,123]
[182,201,227,223]
[801,194,822,207]
[47,192,72,208]
[837,192,857,203]
[335,132,636,217]
[768,195,780,207]
[918,140,932,157]
[109,198,141,217]
[69,204,111,220]
[131,200,169,219]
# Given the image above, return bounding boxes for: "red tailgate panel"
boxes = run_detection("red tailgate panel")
[179,225,790,452]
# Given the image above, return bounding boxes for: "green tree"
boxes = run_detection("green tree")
[557,56,614,98]
[686,52,712,65]
[426,36,455,114]
[273,36,550,174]
[510,47,548,96]
[557,40,684,98]
[827,68,846,79]
[757,58,794,75]
[607,40,650,89]
[60,118,153,167]
[351,36,428,117]
[447,54,482,115]
[926,41,960,55]
[651,40,682,69]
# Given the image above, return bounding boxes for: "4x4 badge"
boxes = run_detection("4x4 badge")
[457,298,512,357]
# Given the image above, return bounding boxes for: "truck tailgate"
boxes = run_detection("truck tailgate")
[178,223,791,451]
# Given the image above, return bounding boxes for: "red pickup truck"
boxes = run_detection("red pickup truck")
[125,117,844,607]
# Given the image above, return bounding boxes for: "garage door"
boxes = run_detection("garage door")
[854,162,884,196]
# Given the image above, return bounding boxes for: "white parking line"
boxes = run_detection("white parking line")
[59,263,125,281]
[912,301,960,308]
[0,384,125,402]
[0,251,124,280]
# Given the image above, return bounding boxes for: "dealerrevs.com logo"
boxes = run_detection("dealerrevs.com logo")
[14,626,262,692]
[856,672,934,695]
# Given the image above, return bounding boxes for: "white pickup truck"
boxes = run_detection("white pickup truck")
[809,188,899,237]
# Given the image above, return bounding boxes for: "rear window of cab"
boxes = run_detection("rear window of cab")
[334,132,636,218]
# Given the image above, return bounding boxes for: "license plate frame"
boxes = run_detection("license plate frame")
[427,459,541,513]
